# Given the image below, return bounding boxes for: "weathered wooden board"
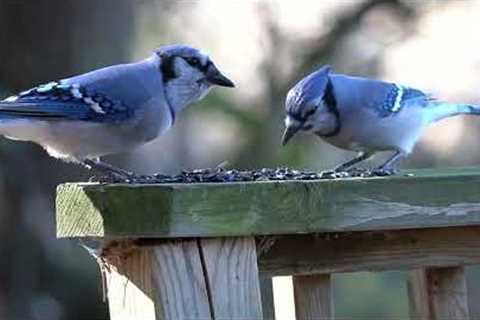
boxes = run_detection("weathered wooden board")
[104,237,262,320]
[200,237,263,319]
[258,226,480,275]
[259,274,276,320]
[408,267,470,319]
[104,241,212,320]
[150,241,212,319]
[57,167,480,238]
[293,274,333,320]
[407,269,431,319]
[106,248,157,320]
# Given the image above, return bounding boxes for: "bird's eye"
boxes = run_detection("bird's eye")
[185,57,200,66]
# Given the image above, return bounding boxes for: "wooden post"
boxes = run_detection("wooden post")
[408,267,470,320]
[199,237,263,319]
[259,274,276,320]
[104,237,262,320]
[293,274,333,320]
[407,269,430,319]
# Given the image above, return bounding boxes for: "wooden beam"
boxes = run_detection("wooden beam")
[259,226,480,276]
[57,167,480,238]
[293,274,333,320]
[408,267,470,319]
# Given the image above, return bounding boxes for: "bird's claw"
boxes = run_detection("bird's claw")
[372,167,397,176]
[320,169,352,178]
[90,170,137,183]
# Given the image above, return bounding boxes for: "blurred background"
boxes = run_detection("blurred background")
[1,0,480,319]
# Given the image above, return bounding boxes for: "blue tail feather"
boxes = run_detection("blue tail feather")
[426,101,480,123]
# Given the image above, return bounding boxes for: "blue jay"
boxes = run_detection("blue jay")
[282,66,480,174]
[0,45,234,179]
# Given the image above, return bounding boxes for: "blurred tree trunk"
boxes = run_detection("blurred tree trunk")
[0,0,136,88]
[0,1,137,319]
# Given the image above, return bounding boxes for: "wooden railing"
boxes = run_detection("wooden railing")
[56,167,480,319]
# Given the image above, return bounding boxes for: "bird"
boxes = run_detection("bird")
[282,65,480,174]
[0,44,234,179]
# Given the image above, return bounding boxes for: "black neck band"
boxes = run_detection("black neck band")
[318,79,341,138]
[158,54,176,124]
[159,54,176,83]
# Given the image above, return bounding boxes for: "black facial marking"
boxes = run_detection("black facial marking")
[159,54,176,82]
[184,56,200,67]
[287,102,316,124]
[287,111,305,123]
[323,79,337,110]
[319,79,341,138]
[182,56,211,74]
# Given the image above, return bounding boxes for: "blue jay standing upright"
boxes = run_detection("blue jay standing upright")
[0,45,234,179]
[282,66,480,174]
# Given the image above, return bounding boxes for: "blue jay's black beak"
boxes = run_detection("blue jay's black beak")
[205,64,235,87]
[282,125,301,146]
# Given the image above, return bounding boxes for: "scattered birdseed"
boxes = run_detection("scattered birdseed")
[91,166,402,184]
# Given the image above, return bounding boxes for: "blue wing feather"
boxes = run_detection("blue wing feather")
[0,81,134,122]
[378,84,429,117]
[0,101,91,119]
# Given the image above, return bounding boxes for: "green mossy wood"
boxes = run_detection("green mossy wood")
[56,167,480,238]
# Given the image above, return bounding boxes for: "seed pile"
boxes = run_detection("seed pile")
[93,166,398,184]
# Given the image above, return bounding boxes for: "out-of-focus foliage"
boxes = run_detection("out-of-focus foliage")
[1,0,480,319]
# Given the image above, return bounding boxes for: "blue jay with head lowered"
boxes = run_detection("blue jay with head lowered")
[282,66,480,174]
[0,44,234,179]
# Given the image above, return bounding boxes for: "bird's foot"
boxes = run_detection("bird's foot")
[331,165,348,173]
[324,166,370,175]
[372,167,398,176]
[322,165,350,176]
[321,170,347,178]
[90,171,135,183]
[83,159,137,183]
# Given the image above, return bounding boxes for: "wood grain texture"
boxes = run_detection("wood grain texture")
[408,269,431,319]
[408,267,470,320]
[200,237,263,319]
[259,227,480,275]
[105,247,156,320]
[259,274,276,320]
[293,274,333,320]
[56,167,480,238]
[104,240,212,320]
[150,240,212,319]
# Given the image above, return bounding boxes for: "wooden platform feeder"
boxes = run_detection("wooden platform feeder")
[56,167,480,319]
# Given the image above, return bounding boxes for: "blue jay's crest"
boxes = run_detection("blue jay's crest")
[377,84,428,117]
[0,81,133,122]
[286,65,332,118]
[155,44,205,59]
